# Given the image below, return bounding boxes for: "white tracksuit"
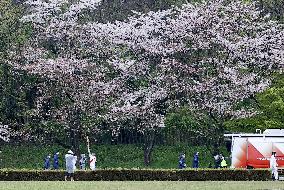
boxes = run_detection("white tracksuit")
[270,155,278,180]
[89,154,96,171]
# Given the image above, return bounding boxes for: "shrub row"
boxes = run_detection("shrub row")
[0,144,220,169]
[0,169,271,181]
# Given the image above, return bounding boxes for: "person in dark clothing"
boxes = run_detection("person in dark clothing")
[79,154,86,170]
[44,154,51,170]
[178,153,186,169]
[53,151,59,170]
[214,153,221,168]
[193,152,199,168]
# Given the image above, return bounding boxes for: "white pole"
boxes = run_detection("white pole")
[86,136,91,155]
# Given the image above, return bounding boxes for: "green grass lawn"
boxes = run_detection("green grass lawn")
[0,181,283,190]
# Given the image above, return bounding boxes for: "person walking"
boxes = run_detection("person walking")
[53,151,60,170]
[87,136,97,171]
[43,154,51,170]
[64,150,77,181]
[178,153,186,169]
[270,151,278,180]
[214,153,221,168]
[193,152,199,169]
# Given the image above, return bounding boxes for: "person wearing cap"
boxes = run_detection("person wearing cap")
[43,154,51,170]
[53,151,60,170]
[270,151,278,180]
[178,153,186,169]
[64,150,77,181]
[193,152,199,169]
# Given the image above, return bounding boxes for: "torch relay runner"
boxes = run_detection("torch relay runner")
[87,136,97,171]
[270,151,279,180]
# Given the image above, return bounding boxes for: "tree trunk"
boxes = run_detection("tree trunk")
[143,130,155,166]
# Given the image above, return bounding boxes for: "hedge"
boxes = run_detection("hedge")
[0,169,271,181]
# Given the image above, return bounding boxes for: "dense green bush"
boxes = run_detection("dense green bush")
[0,144,229,169]
[0,169,271,181]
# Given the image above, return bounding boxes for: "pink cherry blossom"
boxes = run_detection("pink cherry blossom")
[8,0,284,140]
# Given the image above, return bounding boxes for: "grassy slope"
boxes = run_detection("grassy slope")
[0,144,229,169]
[0,181,283,190]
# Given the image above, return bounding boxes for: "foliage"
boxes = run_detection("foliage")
[0,0,34,142]
[224,74,284,132]
[0,168,271,181]
[4,0,283,165]
[256,0,284,22]
[8,0,284,142]
[1,0,284,168]
[164,107,220,146]
[165,108,201,130]
[0,0,32,62]
[0,64,39,142]
[83,0,202,23]
[0,144,229,169]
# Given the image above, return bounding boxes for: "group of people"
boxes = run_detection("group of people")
[43,148,279,181]
[65,149,97,181]
[64,138,97,181]
[43,151,95,170]
[43,151,59,170]
[178,151,279,181]
[213,153,227,168]
[178,152,201,169]
[64,150,95,181]
[178,152,227,169]
[43,138,97,181]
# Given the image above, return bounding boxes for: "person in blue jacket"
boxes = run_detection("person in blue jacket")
[178,153,186,169]
[53,151,60,170]
[44,154,51,170]
[193,152,199,168]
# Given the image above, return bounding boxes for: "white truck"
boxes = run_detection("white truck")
[224,129,284,169]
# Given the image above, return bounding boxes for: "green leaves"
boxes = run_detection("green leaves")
[0,168,271,181]
[0,0,32,62]
[165,107,199,130]
[0,143,228,169]
[225,74,284,132]
[258,0,284,22]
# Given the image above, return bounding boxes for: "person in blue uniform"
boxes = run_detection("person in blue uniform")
[44,154,51,170]
[53,151,60,170]
[178,153,186,169]
[193,152,199,168]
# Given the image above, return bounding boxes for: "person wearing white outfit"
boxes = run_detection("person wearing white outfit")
[270,151,278,180]
[87,137,97,171]
[64,150,77,181]
[89,152,97,171]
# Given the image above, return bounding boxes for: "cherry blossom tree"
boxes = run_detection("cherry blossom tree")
[11,0,284,164]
